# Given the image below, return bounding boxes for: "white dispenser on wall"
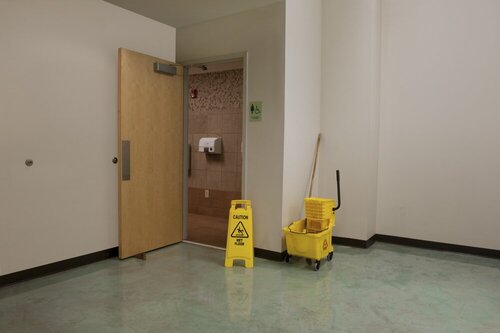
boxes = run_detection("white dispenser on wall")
[199,137,222,154]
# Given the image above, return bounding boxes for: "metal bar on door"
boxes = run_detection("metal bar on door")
[122,140,130,181]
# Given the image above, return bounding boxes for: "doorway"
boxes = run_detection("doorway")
[185,58,245,248]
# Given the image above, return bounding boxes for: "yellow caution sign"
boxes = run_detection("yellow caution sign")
[225,200,254,268]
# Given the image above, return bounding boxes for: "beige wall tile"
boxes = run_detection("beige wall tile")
[237,171,242,191]
[236,152,242,170]
[188,188,241,218]
[211,190,230,211]
[222,113,242,134]
[192,152,207,170]
[223,134,239,153]
[227,107,243,114]
[221,153,238,172]
[189,170,206,188]
[206,133,222,140]
[211,107,225,115]
[189,113,208,133]
[188,187,202,213]
[207,114,222,133]
[221,171,241,192]
[207,170,222,190]
[206,155,222,171]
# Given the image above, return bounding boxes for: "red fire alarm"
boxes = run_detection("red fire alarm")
[190,88,198,99]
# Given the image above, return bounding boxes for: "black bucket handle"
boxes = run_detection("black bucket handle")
[332,170,341,212]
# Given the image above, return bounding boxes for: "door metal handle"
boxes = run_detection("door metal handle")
[122,140,130,181]
[188,144,192,177]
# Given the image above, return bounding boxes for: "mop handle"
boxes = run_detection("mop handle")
[332,170,341,212]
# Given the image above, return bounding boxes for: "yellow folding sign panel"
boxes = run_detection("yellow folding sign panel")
[225,200,254,268]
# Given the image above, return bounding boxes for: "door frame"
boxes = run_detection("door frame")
[180,52,248,240]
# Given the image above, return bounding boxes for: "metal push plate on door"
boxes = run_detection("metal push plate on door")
[122,140,130,181]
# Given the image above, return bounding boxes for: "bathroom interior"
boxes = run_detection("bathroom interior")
[186,59,244,248]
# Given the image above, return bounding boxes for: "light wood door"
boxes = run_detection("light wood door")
[118,48,183,259]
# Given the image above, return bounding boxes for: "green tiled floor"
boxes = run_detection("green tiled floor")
[1,242,499,332]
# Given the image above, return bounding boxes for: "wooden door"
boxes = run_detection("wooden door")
[118,48,183,259]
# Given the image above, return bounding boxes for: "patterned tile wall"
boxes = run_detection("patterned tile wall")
[188,69,243,204]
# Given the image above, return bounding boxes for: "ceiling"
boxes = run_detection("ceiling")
[104,0,282,28]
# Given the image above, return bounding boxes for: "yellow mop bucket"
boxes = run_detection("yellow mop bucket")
[283,170,341,271]
[283,219,333,261]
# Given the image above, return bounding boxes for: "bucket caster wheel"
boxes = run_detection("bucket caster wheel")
[306,258,312,265]
[327,252,333,262]
[285,254,291,263]
[314,260,321,271]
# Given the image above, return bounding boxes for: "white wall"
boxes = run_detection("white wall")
[319,0,381,241]
[377,0,500,250]
[0,0,176,275]
[281,1,322,241]
[177,2,285,252]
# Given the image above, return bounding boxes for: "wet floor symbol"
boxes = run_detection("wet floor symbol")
[231,221,249,238]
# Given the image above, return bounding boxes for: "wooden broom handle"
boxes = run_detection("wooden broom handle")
[308,133,321,198]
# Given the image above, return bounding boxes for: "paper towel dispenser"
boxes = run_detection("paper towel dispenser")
[199,137,222,154]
